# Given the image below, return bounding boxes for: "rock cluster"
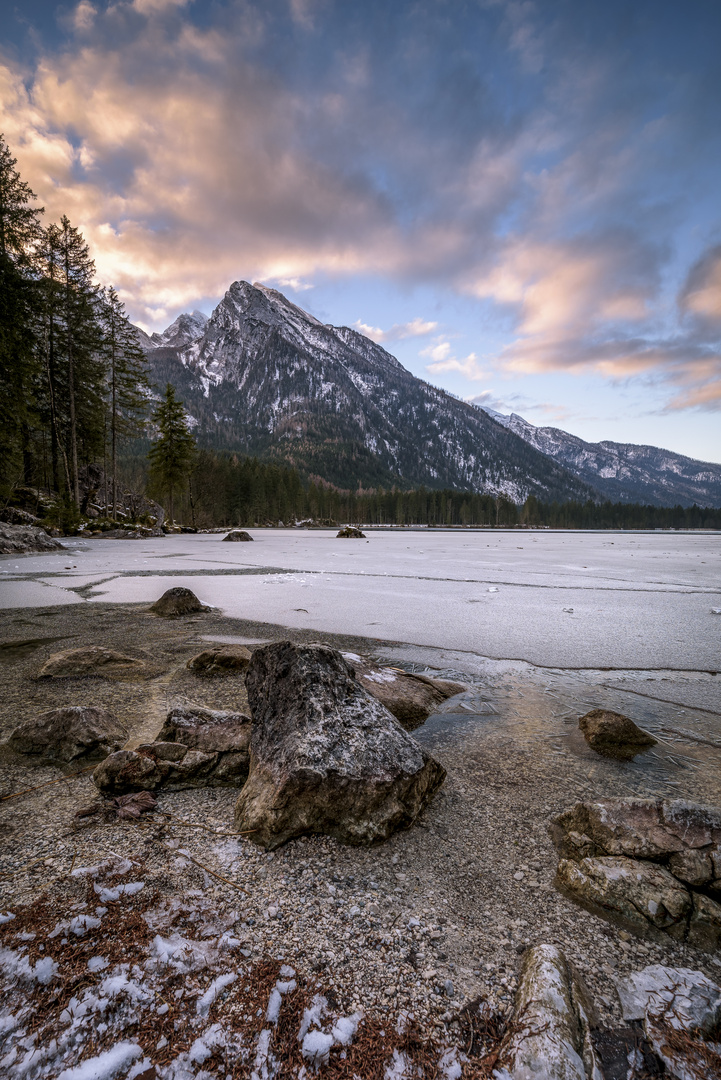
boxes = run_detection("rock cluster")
[578,708,657,760]
[149,587,210,617]
[234,641,446,849]
[551,799,721,952]
[222,530,254,541]
[187,644,251,675]
[0,523,63,554]
[93,705,251,794]
[6,705,127,764]
[39,646,144,679]
[346,654,465,730]
[336,526,365,538]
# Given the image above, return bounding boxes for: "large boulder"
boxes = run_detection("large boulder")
[6,706,127,764]
[336,527,365,538]
[222,530,254,542]
[93,705,251,794]
[551,799,721,952]
[0,524,63,554]
[345,654,465,731]
[495,944,599,1080]
[39,646,144,679]
[234,641,446,849]
[578,708,657,760]
[149,587,210,617]
[556,856,693,941]
[186,644,251,676]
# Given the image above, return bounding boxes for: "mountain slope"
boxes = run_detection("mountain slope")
[481,409,721,507]
[137,281,594,501]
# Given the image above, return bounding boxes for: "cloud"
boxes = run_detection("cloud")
[467,390,578,424]
[680,245,721,326]
[132,0,191,14]
[422,338,487,380]
[353,317,437,343]
[269,277,315,292]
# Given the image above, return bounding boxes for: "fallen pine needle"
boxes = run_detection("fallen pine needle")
[0,764,96,802]
[184,853,250,894]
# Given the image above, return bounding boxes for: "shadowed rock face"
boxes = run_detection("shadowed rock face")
[578,708,657,760]
[551,799,721,951]
[149,587,210,617]
[93,705,251,794]
[186,644,251,676]
[39,646,144,679]
[234,641,446,849]
[6,706,127,764]
[0,524,63,554]
[347,655,465,731]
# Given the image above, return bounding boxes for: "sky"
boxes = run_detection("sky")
[2,0,720,463]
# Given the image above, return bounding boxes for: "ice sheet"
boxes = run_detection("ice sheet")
[1,530,719,672]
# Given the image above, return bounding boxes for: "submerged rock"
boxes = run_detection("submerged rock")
[0,524,63,554]
[222,530,254,541]
[336,527,365,538]
[578,708,657,760]
[6,706,127,764]
[93,705,251,794]
[346,654,465,731]
[496,944,599,1080]
[186,644,251,676]
[234,641,446,849]
[149,587,210,617]
[39,646,144,679]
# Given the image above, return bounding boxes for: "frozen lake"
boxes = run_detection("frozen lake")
[1,528,719,674]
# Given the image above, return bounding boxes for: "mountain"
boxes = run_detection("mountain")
[481,409,721,507]
[137,280,593,501]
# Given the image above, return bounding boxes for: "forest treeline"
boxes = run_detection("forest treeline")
[129,449,721,531]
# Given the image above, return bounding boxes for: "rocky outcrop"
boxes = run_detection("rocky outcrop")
[345,654,465,730]
[187,644,251,675]
[551,799,721,951]
[0,524,63,554]
[234,641,446,850]
[149,587,210,617]
[39,646,144,679]
[615,965,721,1080]
[78,463,165,526]
[222,530,254,541]
[6,706,127,764]
[495,944,599,1080]
[578,708,657,760]
[336,527,365,538]
[93,705,251,794]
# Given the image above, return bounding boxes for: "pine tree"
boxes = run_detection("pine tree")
[100,286,150,517]
[148,384,196,526]
[0,135,44,493]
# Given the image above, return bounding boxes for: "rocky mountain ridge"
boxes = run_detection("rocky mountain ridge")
[137,281,593,502]
[482,408,721,507]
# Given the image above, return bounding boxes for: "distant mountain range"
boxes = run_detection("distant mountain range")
[135,281,593,502]
[481,409,721,507]
[135,281,720,506]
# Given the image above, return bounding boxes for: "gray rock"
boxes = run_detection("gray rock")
[93,704,251,794]
[234,641,446,849]
[0,507,41,526]
[578,708,657,760]
[158,704,251,755]
[346,655,465,731]
[496,944,599,1080]
[149,587,210,617]
[186,644,251,676]
[688,892,721,952]
[336,527,365,538]
[0,524,63,554]
[6,706,127,764]
[39,646,144,679]
[615,965,721,1080]
[222,530,254,541]
[556,856,693,941]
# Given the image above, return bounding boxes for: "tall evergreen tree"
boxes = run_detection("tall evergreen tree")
[0,135,44,493]
[100,286,150,516]
[148,383,196,525]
